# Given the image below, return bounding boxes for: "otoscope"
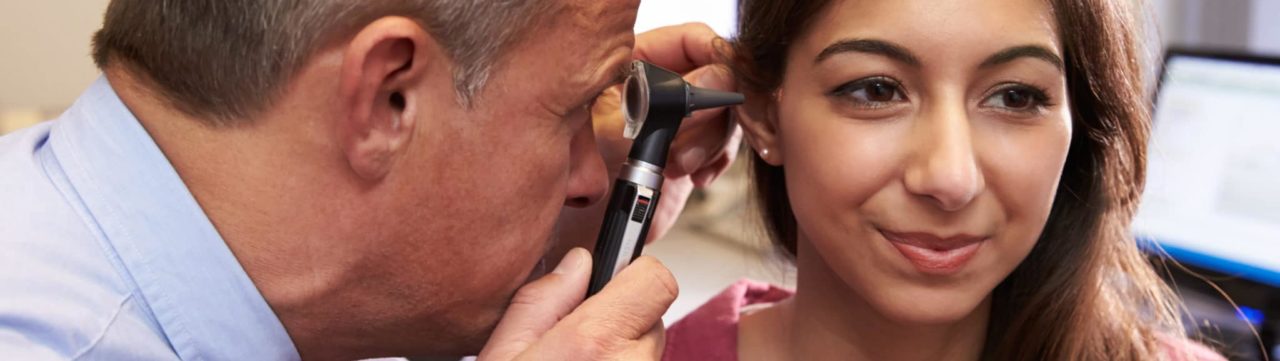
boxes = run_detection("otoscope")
[586,60,744,297]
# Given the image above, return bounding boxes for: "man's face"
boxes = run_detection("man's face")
[364,0,639,354]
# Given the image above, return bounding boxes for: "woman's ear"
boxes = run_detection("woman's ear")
[337,16,438,181]
[736,89,784,166]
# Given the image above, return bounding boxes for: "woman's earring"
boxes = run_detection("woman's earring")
[759,148,770,159]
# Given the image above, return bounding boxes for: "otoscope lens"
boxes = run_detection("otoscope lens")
[622,60,650,124]
[625,77,644,121]
[620,61,651,139]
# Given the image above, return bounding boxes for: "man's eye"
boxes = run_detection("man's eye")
[568,99,596,130]
[981,84,1050,113]
[570,107,589,126]
[831,77,907,109]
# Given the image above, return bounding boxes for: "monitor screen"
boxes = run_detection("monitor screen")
[1135,52,1280,286]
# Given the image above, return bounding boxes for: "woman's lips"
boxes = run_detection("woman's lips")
[879,229,985,275]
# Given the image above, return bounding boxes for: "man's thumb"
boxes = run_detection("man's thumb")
[477,248,592,360]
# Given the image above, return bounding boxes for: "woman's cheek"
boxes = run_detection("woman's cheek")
[976,117,1072,251]
[781,116,911,259]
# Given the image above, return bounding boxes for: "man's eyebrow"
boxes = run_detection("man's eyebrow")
[814,39,920,67]
[980,45,1064,72]
[582,61,630,106]
[584,61,629,99]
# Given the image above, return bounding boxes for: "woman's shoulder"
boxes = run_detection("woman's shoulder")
[662,279,793,361]
[1157,334,1228,361]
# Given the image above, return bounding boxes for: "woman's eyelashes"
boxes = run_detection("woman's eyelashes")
[829,76,909,111]
[980,83,1053,115]
[826,76,1055,119]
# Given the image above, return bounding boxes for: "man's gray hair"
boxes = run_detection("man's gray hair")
[92,0,555,126]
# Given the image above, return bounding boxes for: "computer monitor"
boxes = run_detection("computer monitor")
[1135,49,1280,288]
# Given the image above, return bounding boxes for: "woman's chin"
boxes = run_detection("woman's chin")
[866,286,992,326]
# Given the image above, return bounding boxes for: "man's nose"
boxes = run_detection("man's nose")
[564,122,610,208]
[903,106,985,212]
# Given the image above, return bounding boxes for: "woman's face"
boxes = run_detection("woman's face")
[753,0,1071,324]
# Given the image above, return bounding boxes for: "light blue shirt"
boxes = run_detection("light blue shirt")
[0,77,301,360]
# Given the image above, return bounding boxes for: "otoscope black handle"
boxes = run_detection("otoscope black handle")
[586,179,660,297]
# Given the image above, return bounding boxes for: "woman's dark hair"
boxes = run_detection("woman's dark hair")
[733,0,1188,359]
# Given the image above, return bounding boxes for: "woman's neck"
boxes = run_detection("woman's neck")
[739,243,990,361]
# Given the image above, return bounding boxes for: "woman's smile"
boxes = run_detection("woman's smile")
[878,229,987,275]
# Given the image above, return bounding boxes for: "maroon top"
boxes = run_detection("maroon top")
[663,279,1227,361]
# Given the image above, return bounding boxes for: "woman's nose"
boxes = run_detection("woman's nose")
[903,106,985,212]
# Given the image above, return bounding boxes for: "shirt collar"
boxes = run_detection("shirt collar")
[49,76,301,360]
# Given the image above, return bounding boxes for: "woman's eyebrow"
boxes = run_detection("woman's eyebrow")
[980,45,1064,72]
[814,39,920,67]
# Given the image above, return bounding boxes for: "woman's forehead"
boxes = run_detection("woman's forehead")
[796,0,1062,61]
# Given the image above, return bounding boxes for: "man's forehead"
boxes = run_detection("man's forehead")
[481,0,636,111]
[560,0,640,32]
[564,0,641,13]
[542,0,637,78]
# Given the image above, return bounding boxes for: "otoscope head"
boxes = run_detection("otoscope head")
[620,60,744,168]
[689,87,745,112]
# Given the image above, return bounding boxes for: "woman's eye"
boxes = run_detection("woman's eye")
[832,77,907,108]
[981,84,1049,112]
[859,81,899,102]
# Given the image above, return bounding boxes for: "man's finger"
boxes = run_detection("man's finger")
[687,63,735,93]
[620,321,667,360]
[645,175,695,245]
[634,22,724,74]
[477,248,592,360]
[555,256,678,343]
[668,65,737,176]
[691,125,742,187]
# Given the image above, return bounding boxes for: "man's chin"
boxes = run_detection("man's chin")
[452,330,495,357]
[425,311,504,357]
[523,257,549,284]
[518,230,565,286]
[428,235,558,357]
[461,283,528,356]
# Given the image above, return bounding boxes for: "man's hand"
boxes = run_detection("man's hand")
[554,23,742,265]
[598,22,742,243]
[476,248,677,360]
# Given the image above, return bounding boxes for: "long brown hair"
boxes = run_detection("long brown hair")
[732,0,1187,359]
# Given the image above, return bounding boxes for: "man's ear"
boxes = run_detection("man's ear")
[338,16,439,181]
[737,89,784,166]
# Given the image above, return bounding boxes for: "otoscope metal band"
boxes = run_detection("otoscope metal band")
[618,160,664,190]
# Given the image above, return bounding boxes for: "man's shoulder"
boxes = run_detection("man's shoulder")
[0,122,168,359]
[0,121,109,263]
[0,293,177,360]
[0,121,102,247]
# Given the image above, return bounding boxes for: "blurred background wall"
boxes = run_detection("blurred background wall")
[0,1,109,116]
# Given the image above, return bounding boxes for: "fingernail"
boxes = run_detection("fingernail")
[678,147,708,173]
[553,248,587,275]
[694,66,730,90]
